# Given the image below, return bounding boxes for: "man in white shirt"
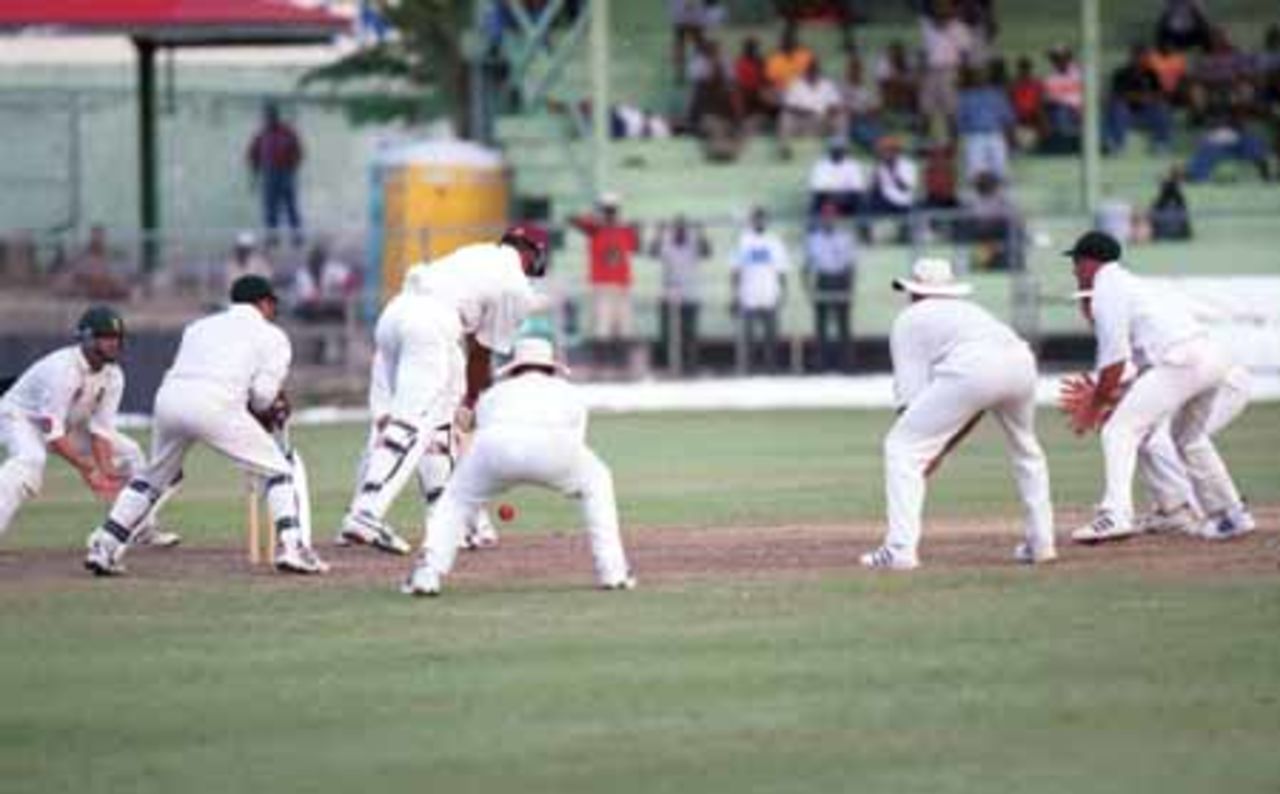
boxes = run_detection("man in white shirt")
[808,139,868,219]
[918,0,976,139]
[731,208,790,373]
[402,337,634,596]
[0,307,178,547]
[84,276,327,576]
[778,60,846,158]
[804,203,858,372]
[1073,289,1252,538]
[869,136,919,242]
[1063,231,1253,543]
[862,257,1055,570]
[648,215,712,373]
[337,227,547,556]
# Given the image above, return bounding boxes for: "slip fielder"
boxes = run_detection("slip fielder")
[861,257,1056,570]
[0,307,179,547]
[336,227,547,555]
[84,276,327,576]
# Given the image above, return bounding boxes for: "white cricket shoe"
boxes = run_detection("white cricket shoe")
[339,512,411,556]
[400,557,442,597]
[1197,505,1257,541]
[130,526,182,548]
[859,546,920,571]
[1070,511,1136,544]
[275,544,330,575]
[600,574,637,591]
[84,528,127,577]
[460,511,500,551]
[1135,503,1199,535]
[1014,540,1059,565]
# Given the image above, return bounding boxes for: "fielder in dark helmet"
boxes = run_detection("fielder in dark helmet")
[76,305,125,369]
[229,274,279,320]
[500,225,549,277]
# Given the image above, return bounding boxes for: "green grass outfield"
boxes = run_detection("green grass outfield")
[2,406,1278,794]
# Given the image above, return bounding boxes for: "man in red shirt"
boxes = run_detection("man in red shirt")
[570,193,640,341]
[246,102,304,247]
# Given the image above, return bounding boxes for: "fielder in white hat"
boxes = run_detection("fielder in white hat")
[861,257,1056,570]
[402,337,635,596]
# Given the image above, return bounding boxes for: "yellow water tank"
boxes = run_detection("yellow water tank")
[370,139,509,302]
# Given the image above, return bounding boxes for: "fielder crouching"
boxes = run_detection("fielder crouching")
[85,276,327,576]
[401,337,634,596]
[861,258,1056,570]
[0,307,179,547]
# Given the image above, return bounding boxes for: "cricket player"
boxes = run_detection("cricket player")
[861,257,1055,570]
[1063,231,1254,543]
[337,227,547,555]
[401,337,634,596]
[1070,290,1252,537]
[0,307,178,547]
[84,276,327,576]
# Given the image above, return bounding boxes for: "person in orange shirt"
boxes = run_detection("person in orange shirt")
[764,24,815,98]
[1143,39,1188,102]
[570,193,641,342]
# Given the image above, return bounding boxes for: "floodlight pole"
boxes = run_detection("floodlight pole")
[590,0,609,196]
[1081,0,1101,217]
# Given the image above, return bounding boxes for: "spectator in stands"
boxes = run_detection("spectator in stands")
[958,171,1025,271]
[1104,43,1173,155]
[804,202,859,372]
[1041,45,1083,150]
[874,40,921,118]
[571,192,641,343]
[920,141,960,240]
[648,215,711,372]
[956,62,1014,181]
[808,138,868,219]
[778,60,846,159]
[1148,165,1193,241]
[291,240,355,322]
[733,36,773,127]
[765,23,816,101]
[687,38,744,161]
[223,230,272,294]
[246,101,304,248]
[918,0,977,142]
[1008,55,1046,150]
[1155,0,1213,53]
[1144,39,1189,104]
[869,136,920,242]
[1185,106,1272,182]
[54,224,130,301]
[731,208,790,374]
[840,54,884,151]
[669,0,706,83]
[1186,27,1255,124]
[956,0,997,59]
[1259,24,1280,105]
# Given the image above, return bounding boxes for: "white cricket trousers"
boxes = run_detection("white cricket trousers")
[347,303,463,522]
[1136,366,1250,513]
[100,378,305,545]
[1100,338,1242,524]
[0,411,154,538]
[884,345,1053,558]
[420,426,630,585]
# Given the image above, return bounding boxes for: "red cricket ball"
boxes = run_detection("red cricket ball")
[497,503,516,522]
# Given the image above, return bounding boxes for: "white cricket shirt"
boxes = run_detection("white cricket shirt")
[0,346,123,441]
[163,304,291,411]
[809,155,868,193]
[1091,262,1205,370]
[732,229,791,310]
[476,372,588,443]
[890,296,1028,408]
[873,156,919,208]
[401,243,537,356]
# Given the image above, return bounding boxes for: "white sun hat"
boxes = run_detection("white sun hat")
[892,257,972,297]
[495,337,570,378]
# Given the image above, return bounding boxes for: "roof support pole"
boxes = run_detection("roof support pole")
[134,37,159,274]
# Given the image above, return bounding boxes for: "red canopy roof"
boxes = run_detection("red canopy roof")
[0,0,349,44]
